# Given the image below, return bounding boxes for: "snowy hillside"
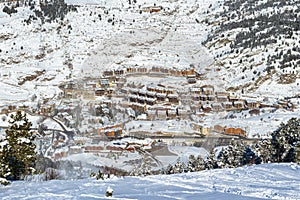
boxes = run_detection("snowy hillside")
[0,0,218,106]
[1,163,299,200]
[0,0,299,105]
[203,0,300,97]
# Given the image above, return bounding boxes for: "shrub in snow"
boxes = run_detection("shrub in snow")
[0,178,10,186]
[2,6,18,16]
[106,186,113,197]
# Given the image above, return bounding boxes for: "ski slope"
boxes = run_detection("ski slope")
[1,163,299,199]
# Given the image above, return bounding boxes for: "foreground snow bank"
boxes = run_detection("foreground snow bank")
[0,163,299,199]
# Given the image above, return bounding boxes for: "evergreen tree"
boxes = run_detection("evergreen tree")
[130,156,153,176]
[205,149,217,170]
[270,118,300,163]
[232,141,245,167]
[217,147,229,168]
[255,139,272,163]
[172,158,185,174]
[242,146,255,165]
[194,155,205,171]
[165,164,174,174]
[0,111,37,181]
[186,155,196,172]
[217,141,245,168]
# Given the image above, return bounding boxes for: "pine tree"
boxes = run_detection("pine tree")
[256,139,272,163]
[130,156,153,176]
[217,147,229,168]
[194,155,205,171]
[242,146,255,165]
[186,155,196,172]
[165,164,174,174]
[270,118,300,163]
[217,141,245,168]
[232,141,245,167]
[0,111,37,180]
[205,149,217,170]
[173,158,185,174]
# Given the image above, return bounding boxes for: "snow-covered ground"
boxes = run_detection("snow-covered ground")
[1,163,299,199]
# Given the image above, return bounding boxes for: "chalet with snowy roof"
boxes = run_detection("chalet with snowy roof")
[228,95,240,103]
[156,93,167,101]
[114,69,125,76]
[86,81,97,89]
[170,69,181,76]
[130,88,139,95]
[1,107,9,114]
[192,94,200,101]
[137,67,148,73]
[129,94,138,103]
[176,108,190,119]
[84,145,104,153]
[222,102,233,111]
[187,74,197,84]
[147,84,156,92]
[146,91,156,99]
[137,96,145,104]
[165,88,174,95]
[95,88,105,96]
[167,93,179,104]
[157,109,167,119]
[126,66,137,73]
[142,6,162,13]
[115,77,126,87]
[202,104,212,113]
[150,66,160,73]
[217,95,229,102]
[8,104,17,111]
[224,127,246,137]
[181,68,195,77]
[214,125,247,138]
[190,87,202,95]
[106,88,114,96]
[233,101,245,109]
[259,102,273,108]
[201,85,214,95]
[129,103,146,113]
[103,70,114,77]
[95,123,123,139]
[145,97,156,106]
[167,109,177,118]
[99,79,110,88]
[207,95,215,101]
[69,146,83,154]
[215,91,229,97]
[200,94,207,101]
[40,105,53,115]
[187,77,197,84]
[138,89,147,97]
[147,109,157,120]
[245,99,260,109]
[211,103,223,112]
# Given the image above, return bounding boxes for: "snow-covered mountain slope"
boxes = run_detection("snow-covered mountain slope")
[0,0,299,107]
[0,0,218,106]
[1,163,299,199]
[203,0,300,98]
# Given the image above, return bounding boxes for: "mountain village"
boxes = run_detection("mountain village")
[0,0,300,176]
